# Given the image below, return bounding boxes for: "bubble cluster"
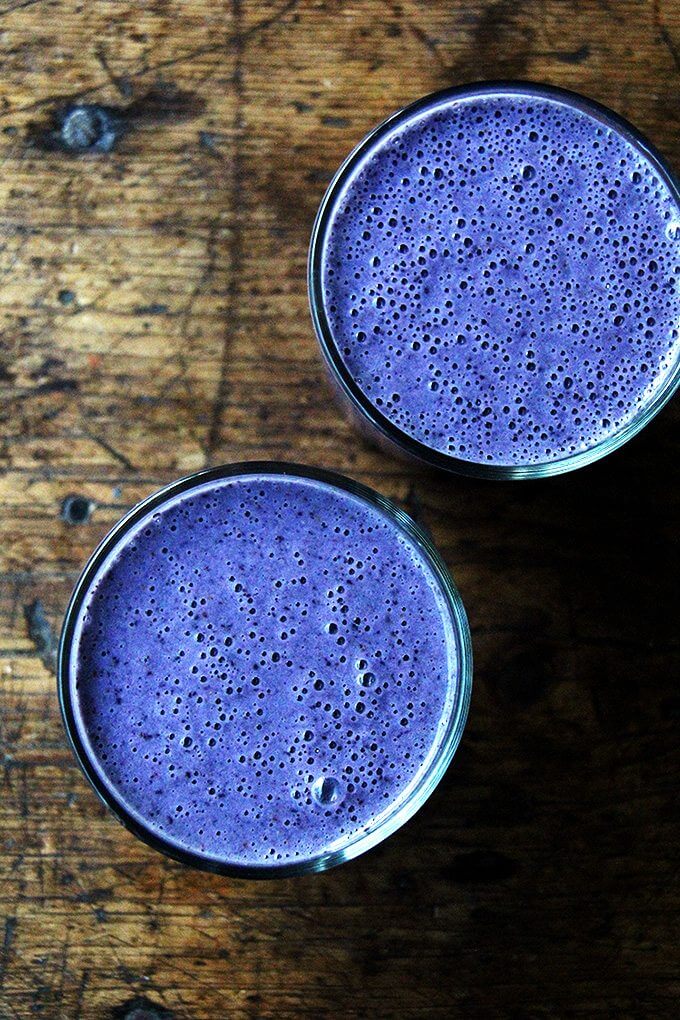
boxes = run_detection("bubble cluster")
[70,473,460,868]
[319,90,680,466]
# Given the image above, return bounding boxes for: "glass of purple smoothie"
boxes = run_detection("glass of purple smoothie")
[58,463,471,877]
[309,82,680,478]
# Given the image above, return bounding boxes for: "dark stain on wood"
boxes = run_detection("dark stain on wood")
[132,303,170,316]
[23,600,58,674]
[403,481,429,532]
[126,84,207,127]
[321,114,351,127]
[442,850,518,883]
[30,377,79,396]
[553,43,591,63]
[197,130,223,158]
[73,887,114,904]
[389,869,417,895]
[0,916,18,989]
[491,644,557,707]
[455,0,535,81]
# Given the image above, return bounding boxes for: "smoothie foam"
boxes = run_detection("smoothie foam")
[314,86,680,471]
[62,468,469,871]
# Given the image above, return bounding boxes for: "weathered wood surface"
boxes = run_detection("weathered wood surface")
[0,1,678,1017]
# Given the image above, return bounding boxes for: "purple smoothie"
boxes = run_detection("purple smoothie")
[311,84,680,475]
[61,467,470,873]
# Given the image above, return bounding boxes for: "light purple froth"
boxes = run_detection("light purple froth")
[70,474,460,867]
[319,89,680,466]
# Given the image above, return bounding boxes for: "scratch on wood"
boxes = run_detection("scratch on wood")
[56,923,71,1009]
[243,0,300,40]
[95,43,133,98]
[74,968,90,1018]
[79,424,137,472]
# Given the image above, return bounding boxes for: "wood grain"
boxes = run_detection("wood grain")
[0,1,678,1017]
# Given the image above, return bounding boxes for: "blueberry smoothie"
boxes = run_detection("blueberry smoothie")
[309,83,680,476]
[59,465,471,875]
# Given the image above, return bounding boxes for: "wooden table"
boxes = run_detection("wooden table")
[1,1,678,1017]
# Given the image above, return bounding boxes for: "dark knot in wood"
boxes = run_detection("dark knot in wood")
[111,996,175,1020]
[56,104,122,153]
[60,494,93,526]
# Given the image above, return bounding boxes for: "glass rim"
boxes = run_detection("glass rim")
[308,80,680,480]
[58,460,473,879]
